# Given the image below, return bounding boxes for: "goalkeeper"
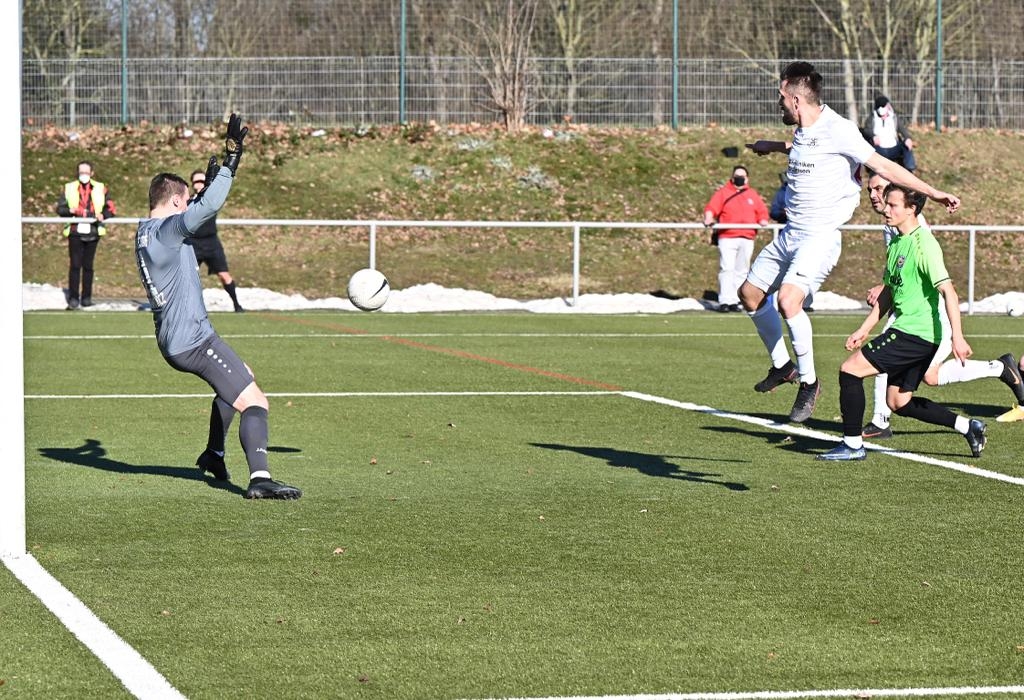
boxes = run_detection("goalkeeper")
[134,114,301,500]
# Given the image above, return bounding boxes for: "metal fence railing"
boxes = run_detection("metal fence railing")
[21,216,1020,314]
[22,57,1024,129]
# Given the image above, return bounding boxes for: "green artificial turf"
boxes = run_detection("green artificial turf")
[11,310,1024,699]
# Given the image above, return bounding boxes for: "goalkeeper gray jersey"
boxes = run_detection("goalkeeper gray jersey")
[136,169,233,357]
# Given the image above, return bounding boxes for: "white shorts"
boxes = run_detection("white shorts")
[881,307,953,369]
[747,228,841,298]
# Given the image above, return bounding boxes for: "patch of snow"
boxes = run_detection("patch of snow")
[20,281,1024,316]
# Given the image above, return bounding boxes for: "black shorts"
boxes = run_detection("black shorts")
[862,328,940,392]
[190,237,230,275]
[164,334,253,405]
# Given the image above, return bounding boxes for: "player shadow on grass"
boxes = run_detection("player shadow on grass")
[530,443,749,491]
[703,425,823,454]
[38,438,246,495]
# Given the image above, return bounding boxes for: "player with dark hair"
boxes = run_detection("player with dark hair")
[860,169,1024,438]
[817,184,986,461]
[135,114,301,499]
[744,61,960,424]
[187,168,244,312]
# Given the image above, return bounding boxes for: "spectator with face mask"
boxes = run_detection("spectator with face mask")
[703,165,769,312]
[55,161,116,309]
[864,95,916,172]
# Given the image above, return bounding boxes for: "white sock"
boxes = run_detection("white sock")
[249,469,271,481]
[954,416,970,435]
[937,359,1002,386]
[749,303,791,368]
[844,436,864,449]
[872,374,891,427]
[786,310,816,384]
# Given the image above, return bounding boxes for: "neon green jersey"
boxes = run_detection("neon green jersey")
[884,225,951,344]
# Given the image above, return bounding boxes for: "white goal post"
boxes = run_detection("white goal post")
[2,0,26,558]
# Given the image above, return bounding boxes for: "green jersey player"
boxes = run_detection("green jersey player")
[816,184,986,461]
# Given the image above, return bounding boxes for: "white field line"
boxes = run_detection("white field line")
[25,332,1024,341]
[24,390,619,400]
[622,391,1024,487]
[487,684,1024,699]
[2,553,185,700]
[15,390,1023,700]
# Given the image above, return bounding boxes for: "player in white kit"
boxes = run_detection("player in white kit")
[743,61,960,424]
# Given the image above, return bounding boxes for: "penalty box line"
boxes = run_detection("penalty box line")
[622,391,1024,488]
[2,553,185,700]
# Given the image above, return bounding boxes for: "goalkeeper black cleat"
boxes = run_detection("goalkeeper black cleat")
[244,478,302,500]
[196,449,229,481]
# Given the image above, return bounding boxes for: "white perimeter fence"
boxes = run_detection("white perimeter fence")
[21,217,1020,314]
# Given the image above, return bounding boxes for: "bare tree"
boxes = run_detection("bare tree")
[460,0,540,132]
[809,0,867,123]
[548,0,598,120]
[22,0,116,125]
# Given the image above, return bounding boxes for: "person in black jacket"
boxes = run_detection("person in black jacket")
[186,168,244,312]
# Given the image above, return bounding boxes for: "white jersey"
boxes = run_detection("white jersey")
[784,104,876,236]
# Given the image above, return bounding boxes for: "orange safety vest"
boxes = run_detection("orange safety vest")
[62,180,108,238]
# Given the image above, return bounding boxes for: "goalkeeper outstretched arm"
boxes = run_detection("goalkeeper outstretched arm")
[183,113,249,234]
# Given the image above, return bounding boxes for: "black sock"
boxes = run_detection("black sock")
[839,371,866,437]
[239,406,270,475]
[206,397,236,453]
[224,281,241,307]
[894,396,957,429]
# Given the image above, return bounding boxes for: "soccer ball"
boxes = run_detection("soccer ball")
[347,268,390,311]
[1007,299,1024,318]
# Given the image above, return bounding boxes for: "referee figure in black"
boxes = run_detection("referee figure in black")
[187,168,244,312]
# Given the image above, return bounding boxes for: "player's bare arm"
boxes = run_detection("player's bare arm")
[865,152,961,214]
[937,280,972,364]
[846,287,892,351]
[865,283,885,307]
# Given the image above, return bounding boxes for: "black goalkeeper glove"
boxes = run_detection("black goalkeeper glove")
[191,157,221,203]
[222,113,249,174]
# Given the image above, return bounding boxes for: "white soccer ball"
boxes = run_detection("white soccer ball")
[347,268,390,311]
[1007,299,1024,318]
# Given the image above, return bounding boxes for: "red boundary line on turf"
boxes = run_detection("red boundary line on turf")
[259,314,624,391]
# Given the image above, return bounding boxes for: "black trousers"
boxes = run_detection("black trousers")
[68,237,99,302]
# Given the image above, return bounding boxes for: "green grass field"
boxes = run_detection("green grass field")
[9,309,1024,699]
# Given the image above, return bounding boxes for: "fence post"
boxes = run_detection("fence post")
[967,226,976,315]
[369,223,377,270]
[671,0,679,129]
[399,0,407,124]
[572,224,580,307]
[120,0,129,125]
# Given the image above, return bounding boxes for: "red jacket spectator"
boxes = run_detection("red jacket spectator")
[703,170,769,241]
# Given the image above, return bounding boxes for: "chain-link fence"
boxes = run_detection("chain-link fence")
[20,0,1024,129]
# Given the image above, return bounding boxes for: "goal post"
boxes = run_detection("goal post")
[1,0,26,558]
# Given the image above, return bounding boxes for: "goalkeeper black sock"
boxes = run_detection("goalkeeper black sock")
[206,397,236,454]
[239,406,270,475]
